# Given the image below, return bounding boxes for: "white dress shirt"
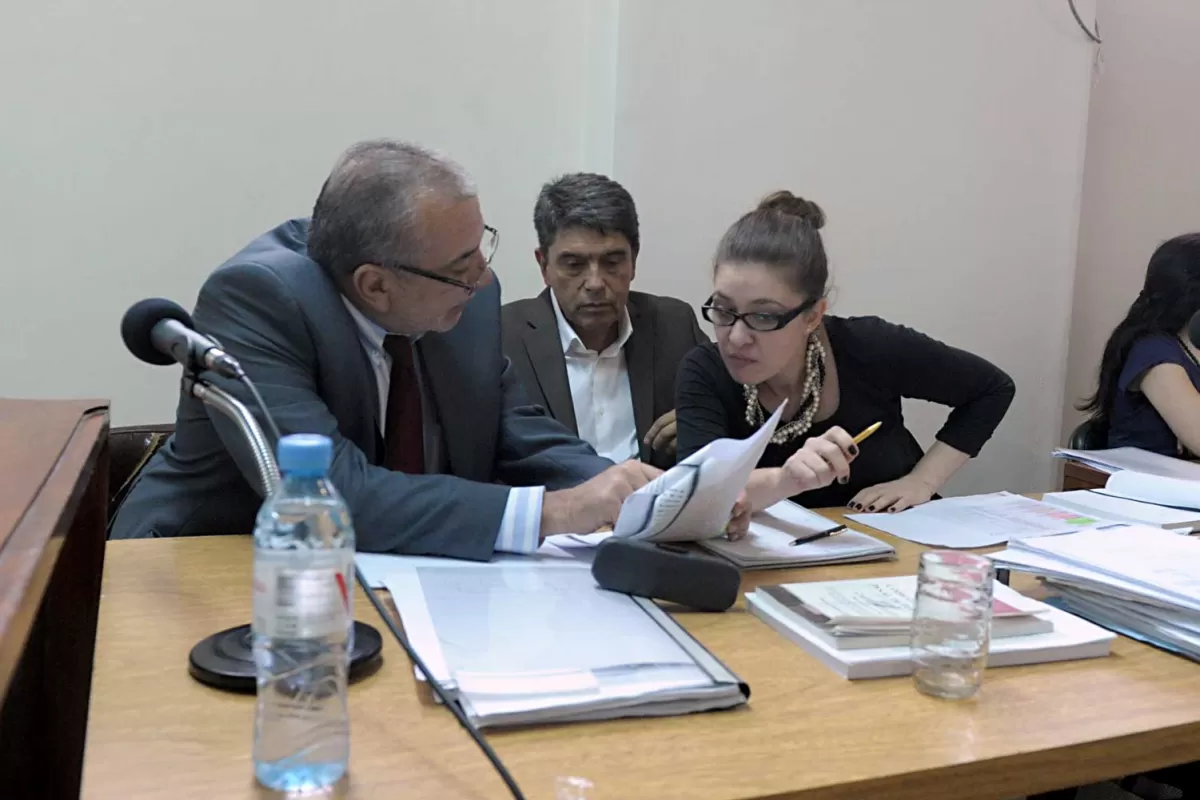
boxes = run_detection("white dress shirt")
[342,298,542,554]
[549,291,639,463]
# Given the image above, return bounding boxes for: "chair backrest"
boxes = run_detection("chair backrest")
[1068,417,1108,451]
[107,424,173,527]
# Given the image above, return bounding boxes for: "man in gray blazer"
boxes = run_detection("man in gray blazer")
[502,173,709,470]
[112,141,662,561]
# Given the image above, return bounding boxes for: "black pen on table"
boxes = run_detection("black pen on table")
[789,525,847,546]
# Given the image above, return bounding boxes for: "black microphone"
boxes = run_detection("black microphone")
[1188,310,1200,348]
[591,538,741,612]
[121,298,244,379]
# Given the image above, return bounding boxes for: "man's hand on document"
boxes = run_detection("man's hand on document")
[541,460,663,537]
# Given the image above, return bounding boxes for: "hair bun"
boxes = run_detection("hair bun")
[757,190,825,230]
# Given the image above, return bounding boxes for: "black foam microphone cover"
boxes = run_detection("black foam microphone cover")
[591,538,741,612]
[121,298,195,366]
[1188,310,1200,349]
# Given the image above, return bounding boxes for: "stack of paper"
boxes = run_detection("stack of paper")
[747,577,1114,679]
[991,525,1200,662]
[383,561,748,728]
[1053,447,1200,511]
[1053,446,1200,478]
[848,492,1111,548]
[1042,490,1200,533]
[699,501,895,569]
[757,575,1053,650]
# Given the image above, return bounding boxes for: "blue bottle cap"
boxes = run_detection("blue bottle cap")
[276,434,333,476]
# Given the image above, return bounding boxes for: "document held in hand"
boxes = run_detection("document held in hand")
[613,403,786,543]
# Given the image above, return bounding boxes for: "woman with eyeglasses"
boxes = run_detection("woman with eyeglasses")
[675,191,1015,513]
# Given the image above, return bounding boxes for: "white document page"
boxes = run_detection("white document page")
[1011,526,1200,607]
[613,403,786,542]
[699,501,893,568]
[753,500,843,537]
[1102,471,1200,511]
[991,544,1200,614]
[701,527,893,567]
[784,576,918,624]
[409,564,695,678]
[355,537,592,588]
[1042,490,1200,529]
[848,492,1112,548]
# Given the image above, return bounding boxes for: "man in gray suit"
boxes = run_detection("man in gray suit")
[502,173,709,470]
[112,141,664,560]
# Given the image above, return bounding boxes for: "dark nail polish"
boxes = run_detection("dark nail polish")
[849,445,859,457]
[867,505,876,512]
[838,476,848,485]
[888,506,897,513]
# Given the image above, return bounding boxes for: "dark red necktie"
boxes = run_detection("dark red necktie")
[383,335,425,474]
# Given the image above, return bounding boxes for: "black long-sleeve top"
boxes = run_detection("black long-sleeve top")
[675,315,1015,508]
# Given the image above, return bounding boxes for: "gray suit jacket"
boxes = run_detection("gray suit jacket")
[111,219,611,561]
[501,288,709,469]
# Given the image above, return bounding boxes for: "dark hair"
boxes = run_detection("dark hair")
[308,139,475,283]
[714,190,828,298]
[1080,232,1200,421]
[533,173,640,256]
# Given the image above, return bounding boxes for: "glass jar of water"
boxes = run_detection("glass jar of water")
[910,550,995,700]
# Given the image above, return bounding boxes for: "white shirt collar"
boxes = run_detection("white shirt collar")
[342,297,389,353]
[341,296,423,352]
[548,290,633,357]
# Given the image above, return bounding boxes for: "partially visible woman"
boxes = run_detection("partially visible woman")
[675,191,1015,512]
[1080,233,1200,457]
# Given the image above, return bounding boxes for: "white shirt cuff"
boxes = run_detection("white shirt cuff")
[494,486,544,554]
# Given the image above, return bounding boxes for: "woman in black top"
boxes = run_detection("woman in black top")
[676,191,1015,512]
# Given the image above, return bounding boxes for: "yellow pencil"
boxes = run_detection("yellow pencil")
[852,421,882,445]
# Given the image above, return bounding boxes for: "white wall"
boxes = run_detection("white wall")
[3,1,1100,499]
[1063,0,1200,440]
[0,0,600,424]
[615,0,1096,494]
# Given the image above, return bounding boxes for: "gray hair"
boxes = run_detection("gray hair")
[533,172,640,256]
[308,139,477,282]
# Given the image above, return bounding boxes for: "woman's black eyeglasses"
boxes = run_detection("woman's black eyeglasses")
[701,295,818,332]
[383,225,499,294]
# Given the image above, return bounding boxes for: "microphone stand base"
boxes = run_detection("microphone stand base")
[188,622,384,693]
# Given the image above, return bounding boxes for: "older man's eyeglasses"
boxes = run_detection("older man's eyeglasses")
[384,225,499,294]
[701,295,818,332]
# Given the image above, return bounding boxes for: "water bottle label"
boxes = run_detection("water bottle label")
[253,551,353,640]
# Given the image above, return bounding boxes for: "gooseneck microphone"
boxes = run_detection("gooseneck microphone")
[117,297,527,799]
[121,298,245,379]
[1188,310,1200,349]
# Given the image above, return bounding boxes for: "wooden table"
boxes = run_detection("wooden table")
[0,398,110,800]
[84,521,1200,800]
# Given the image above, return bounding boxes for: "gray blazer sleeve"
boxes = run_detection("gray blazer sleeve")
[493,368,613,488]
[193,262,512,561]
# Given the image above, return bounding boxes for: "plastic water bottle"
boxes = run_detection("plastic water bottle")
[252,434,355,792]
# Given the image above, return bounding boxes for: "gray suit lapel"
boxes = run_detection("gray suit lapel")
[522,291,577,433]
[415,333,484,480]
[624,296,655,444]
[296,260,382,462]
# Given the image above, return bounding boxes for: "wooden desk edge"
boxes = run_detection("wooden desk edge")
[0,404,109,696]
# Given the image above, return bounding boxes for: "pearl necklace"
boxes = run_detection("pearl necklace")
[743,334,827,445]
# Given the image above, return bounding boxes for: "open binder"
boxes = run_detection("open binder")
[384,561,749,728]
